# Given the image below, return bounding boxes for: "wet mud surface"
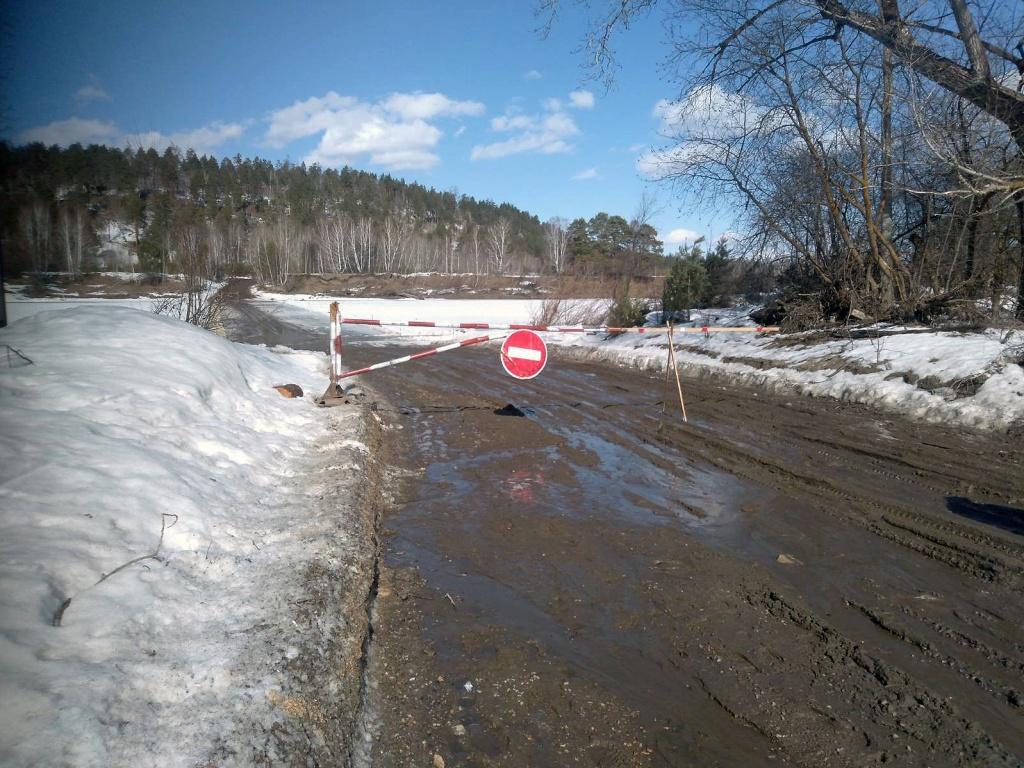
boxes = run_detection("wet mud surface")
[232,300,1024,767]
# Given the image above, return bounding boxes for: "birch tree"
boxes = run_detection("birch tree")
[59,207,85,278]
[544,217,569,274]
[488,217,512,275]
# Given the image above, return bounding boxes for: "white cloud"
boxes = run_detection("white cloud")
[627,142,646,153]
[661,227,703,247]
[74,85,110,104]
[380,92,484,121]
[472,109,580,160]
[636,146,686,178]
[568,89,595,109]
[638,85,765,179]
[524,69,543,81]
[265,90,484,170]
[313,117,441,170]
[651,85,757,138]
[123,121,246,153]
[18,117,244,154]
[73,74,111,105]
[454,125,466,137]
[543,97,562,112]
[572,167,598,180]
[264,92,356,146]
[19,118,118,146]
[490,114,535,132]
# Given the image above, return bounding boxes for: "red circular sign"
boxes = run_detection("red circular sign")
[500,330,548,379]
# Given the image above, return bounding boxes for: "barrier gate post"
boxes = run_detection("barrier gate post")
[316,301,347,406]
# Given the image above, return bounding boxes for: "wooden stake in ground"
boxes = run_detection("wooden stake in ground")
[662,331,674,416]
[667,323,688,423]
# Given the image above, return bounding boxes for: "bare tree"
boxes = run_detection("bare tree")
[251,220,289,286]
[487,217,512,275]
[155,224,224,329]
[205,219,226,276]
[349,217,374,272]
[59,206,85,278]
[317,215,348,272]
[21,202,51,275]
[544,0,1024,318]
[544,217,569,274]
[379,214,412,272]
[471,223,483,277]
[542,0,1023,145]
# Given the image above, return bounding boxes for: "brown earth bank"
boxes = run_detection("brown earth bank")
[270,272,663,300]
[5,271,187,298]
[227,303,1024,768]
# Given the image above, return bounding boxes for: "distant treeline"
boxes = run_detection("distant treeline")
[0,142,698,283]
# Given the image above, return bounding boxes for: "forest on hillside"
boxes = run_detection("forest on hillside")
[0,142,701,286]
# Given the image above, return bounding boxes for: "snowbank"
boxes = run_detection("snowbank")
[547,316,1024,432]
[3,296,159,324]
[0,307,368,766]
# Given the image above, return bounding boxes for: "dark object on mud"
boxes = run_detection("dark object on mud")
[274,383,304,398]
[494,403,526,417]
[947,496,1024,537]
[316,383,366,407]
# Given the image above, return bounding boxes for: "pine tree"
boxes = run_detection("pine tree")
[663,251,708,322]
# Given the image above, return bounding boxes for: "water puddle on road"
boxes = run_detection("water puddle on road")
[377,392,786,763]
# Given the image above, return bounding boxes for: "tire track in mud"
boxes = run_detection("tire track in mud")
[748,589,1020,766]
[646,415,1024,588]
[621,379,1024,759]
[846,599,1024,710]
[897,604,1024,679]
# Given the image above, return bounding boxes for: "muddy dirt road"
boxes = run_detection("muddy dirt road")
[232,300,1024,767]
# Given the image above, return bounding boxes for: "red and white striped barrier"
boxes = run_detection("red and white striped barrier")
[335,332,510,380]
[338,317,778,335]
[324,301,780,384]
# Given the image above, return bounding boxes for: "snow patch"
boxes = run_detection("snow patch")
[0,307,365,765]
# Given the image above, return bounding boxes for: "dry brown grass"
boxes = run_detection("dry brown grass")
[531,296,609,326]
[14,272,187,298]
[529,275,622,326]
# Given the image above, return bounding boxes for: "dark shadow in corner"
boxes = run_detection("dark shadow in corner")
[493,403,527,417]
[947,496,1024,537]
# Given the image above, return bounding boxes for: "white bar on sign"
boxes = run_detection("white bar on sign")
[507,346,542,361]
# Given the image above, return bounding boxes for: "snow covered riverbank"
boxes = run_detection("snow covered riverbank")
[0,307,373,766]
[551,320,1024,433]
[254,292,1024,432]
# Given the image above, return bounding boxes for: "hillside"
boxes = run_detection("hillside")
[0,142,548,279]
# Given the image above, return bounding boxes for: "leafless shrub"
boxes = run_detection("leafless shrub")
[780,297,827,333]
[153,284,225,330]
[153,224,225,329]
[531,296,608,326]
[531,274,611,325]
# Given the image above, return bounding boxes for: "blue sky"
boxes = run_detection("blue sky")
[3,0,729,247]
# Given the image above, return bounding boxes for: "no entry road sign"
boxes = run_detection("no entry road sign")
[501,330,548,380]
